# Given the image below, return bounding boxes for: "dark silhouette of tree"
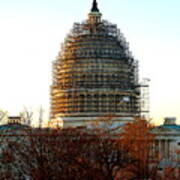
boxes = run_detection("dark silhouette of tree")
[1,127,134,180]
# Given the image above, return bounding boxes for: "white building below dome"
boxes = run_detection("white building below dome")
[152,117,180,170]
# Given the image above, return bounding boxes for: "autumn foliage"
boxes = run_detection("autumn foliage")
[119,118,157,179]
[0,118,179,179]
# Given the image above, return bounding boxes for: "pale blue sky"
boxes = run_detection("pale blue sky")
[0,0,180,124]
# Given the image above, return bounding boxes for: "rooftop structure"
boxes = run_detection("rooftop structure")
[50,0,141,127]
[164,117,177,126]
[8,116,22,124]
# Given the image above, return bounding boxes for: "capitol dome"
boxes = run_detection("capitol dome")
[50,0,140,127]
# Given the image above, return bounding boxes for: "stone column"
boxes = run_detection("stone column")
[165,139,168,159]
[99,93,102,112]
[158,139,161,159]
[84,94,87,112]
[106,94,109,112]
[152,141,156,158]
[92,94,95,112]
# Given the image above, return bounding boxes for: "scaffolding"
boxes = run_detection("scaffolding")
[50,5,141,124]
[140,78,150,120]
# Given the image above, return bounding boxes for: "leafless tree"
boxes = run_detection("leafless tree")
[38,106,44,128]
[0,109,8,123]
[20,107,33,126]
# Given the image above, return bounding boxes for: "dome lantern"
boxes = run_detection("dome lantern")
[88,0,102,24]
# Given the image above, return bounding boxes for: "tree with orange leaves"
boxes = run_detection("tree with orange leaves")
[119,118,157,179]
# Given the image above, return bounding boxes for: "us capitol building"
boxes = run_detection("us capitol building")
[0,1,178,172]
[50,0,142,127]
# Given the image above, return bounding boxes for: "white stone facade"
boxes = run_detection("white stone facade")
[152,118,180,169]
